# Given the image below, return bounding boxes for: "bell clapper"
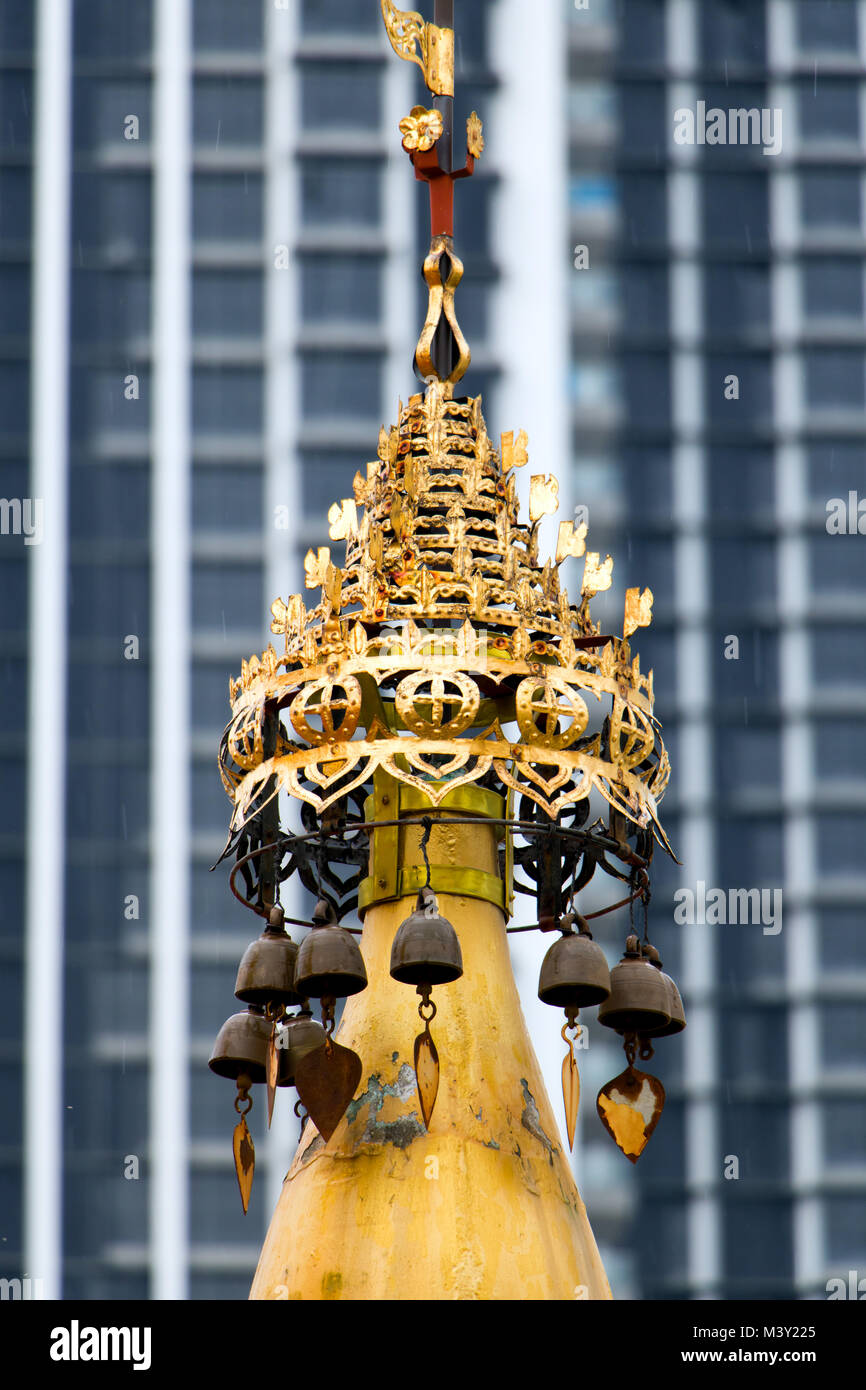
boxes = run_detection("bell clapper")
[263,999,286,1129]
[320,995,337,1055]
[233,1073,256,1214]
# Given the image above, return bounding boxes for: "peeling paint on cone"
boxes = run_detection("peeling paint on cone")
[249,817,612,1302]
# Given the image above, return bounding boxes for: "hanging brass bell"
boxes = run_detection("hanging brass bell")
[234,904,301,1007]
[277,1004,327,1087]
[294,898,368,998]
[390,886,463,986]
[208,1005,271,1082]
[538,913,611,1008]
[642,944,686,1036]
[597,934,672,1036]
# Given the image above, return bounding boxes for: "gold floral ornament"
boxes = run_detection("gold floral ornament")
[466,111,484,159]
[399,105,444,154]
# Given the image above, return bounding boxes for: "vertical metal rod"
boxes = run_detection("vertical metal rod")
[431,0,455,381]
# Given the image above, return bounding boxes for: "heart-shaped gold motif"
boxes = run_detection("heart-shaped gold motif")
[596,1066,665,1163]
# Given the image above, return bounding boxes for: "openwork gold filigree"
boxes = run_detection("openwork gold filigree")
[380,0,454,96]
[220,381,672,854]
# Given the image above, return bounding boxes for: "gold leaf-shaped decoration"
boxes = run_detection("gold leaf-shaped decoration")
[623,585,653,638]
[466,110,484,159]
[501,428,528,471]
[581,551,613,597]
[328,498,359,541]
[556,519,587,564]
[414,1029,440,1130]
[294,1041,363,1143]
[304,546,331,590]
[266,1027,278,1129]
[562,1048,580,1151]
[233,1115,255,1213]
[529,474,559,523]
[596,1067,665,1163]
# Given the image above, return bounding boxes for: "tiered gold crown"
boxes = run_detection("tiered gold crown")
[219,380,671,852]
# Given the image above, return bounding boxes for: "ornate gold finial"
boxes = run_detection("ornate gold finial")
[380,0,454,96]
[220,381,672,850]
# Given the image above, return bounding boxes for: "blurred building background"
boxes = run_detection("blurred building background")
[2,0,864,1300]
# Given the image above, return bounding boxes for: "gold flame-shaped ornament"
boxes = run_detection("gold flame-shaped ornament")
[233,1078,256,1213]
[561,1017,581,1151]
[414,989,441,1129]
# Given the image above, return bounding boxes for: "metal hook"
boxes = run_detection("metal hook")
[420,816,433,889]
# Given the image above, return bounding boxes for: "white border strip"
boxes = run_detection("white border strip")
[150,0,192,1300]
[24,0,74,1302]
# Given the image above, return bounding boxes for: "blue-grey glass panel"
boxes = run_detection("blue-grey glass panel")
[189,1168,267,1243]
[720,1105,790,1184]
[812,623,866,681]
[708,449,775,515]
[815,719,866,778]
[68,366,149,441]
[192,465,262,531]
[299,354,381,420]
[0,168,30,244]
[0,361,27,436]
[634,1195,688,1294]
[617,0,666,63]
[301,0,379,33]
[68,562,150,638]
[194,78,263,146]
[717,816,784,884]
[0,657,26,734]
[0,265,29,338]
[798,1,859,49]
[701,1,767,66]
[824,1100,866,1167]
[0,863,23,942]
[192,368,263,434]
[65,863,150,947]
[817,817,866,878]
[804,259,863,319]
[801,170,861,228]
[66,764,150,843]
[190,864,239,935]
[300,450,366,515]
[722,1007,788,1086]
[618,173,666,248]
[619,83,666,156]
[192,662,235,733]
[619,265,668,336]
[193,174,263,242]
[67,660,150,741]
[192,562,263,631]
[69,463,149,540]
[826,1197,866,1262]
[193,761,232,831]
[703,173,769,250]
[72,78,151,150]
[723,1201,792,1282]
[706,354,773,425]
[809,531,866,593]
[71,269,151,344]
[712,629,779,698]
[65,960,148,1036]
[807,441,865,499]
[301,159,381,226]
[0,1168,22,1262]
[71,172,151,253]
[622,448,672,516]
[190,1273,258,1300]
[819,910,863,972]
[805,348,865,408]
[619,352,670,429]
[300,63,381,129]
[711,537,777,608]
[0,72,32,148]
[300,255,381,323]
[193,0,263,50]
[705,265,770,334]
[799,78,860,140]
[193,270,262,337]
[73,0,152,57]
[716,726,781,795]
[0,558,27,634]
[0,6,33,49]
